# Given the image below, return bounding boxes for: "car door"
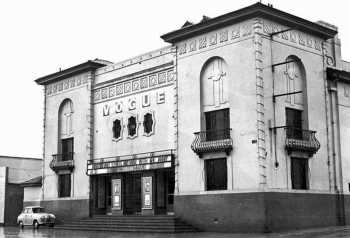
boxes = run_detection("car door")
[22,208,28,225]
[26,208,33,225]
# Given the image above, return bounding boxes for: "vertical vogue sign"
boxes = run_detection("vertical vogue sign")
[102,91,166,117]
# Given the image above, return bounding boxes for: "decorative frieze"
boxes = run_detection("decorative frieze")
[199,36,207,49]
[262,20,322,52]
[178,21,253,56]
[94,69,174,103]
[46,73,89,96]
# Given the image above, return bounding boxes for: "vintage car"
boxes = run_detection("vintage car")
[17,206,55,229]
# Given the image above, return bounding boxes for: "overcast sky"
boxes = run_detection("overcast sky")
[0,0,349,158]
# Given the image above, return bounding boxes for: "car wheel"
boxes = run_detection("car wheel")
[33,220,39,229]
[19,221,24,229]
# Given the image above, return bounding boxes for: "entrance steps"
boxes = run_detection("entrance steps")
[54,215,198,233]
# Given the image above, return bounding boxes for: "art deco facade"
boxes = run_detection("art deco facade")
[34,3,350,232]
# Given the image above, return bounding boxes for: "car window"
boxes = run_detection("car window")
[33,207,45,213]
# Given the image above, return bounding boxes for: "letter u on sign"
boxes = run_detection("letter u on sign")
[142,94,150,107]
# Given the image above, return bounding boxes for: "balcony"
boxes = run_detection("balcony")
[50,153,74,172]
[191,129,233,158]
[284,127,320,156]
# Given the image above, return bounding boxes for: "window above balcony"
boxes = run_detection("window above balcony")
[192,109,233,158]
[51,138,75,173]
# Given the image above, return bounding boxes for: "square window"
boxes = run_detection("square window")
[205,158,227,191]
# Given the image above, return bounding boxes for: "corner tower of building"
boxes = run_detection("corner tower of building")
[35,60,109,219]
[162,2,339,232]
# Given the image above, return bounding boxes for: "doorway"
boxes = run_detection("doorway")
[123,173,142,215]
[155,169,174,214]
[91,175,112,215]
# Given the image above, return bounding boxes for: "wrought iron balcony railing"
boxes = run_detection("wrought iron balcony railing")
[191,129,233,158]
[284,127,320,156]
[50,152,74,172]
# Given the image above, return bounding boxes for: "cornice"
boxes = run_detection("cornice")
[161,3,337,43]
[35,60,108,85]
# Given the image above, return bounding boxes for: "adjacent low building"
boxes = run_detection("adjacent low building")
[33,3,350,232]
[0,156,42,225]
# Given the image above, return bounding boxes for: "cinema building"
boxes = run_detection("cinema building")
[34,3,350,232]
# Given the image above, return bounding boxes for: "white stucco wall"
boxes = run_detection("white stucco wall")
[176,19,259,193]
[44,72,92,200]
[93,49,176,159]
[337,81,350,194]
[261,18,332,191]
[23,187,42,202]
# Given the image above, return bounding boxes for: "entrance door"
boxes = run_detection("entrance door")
[124,173,142,215]
[166,170,175,214]
[155,170,175,214]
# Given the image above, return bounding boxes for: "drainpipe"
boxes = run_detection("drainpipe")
[329,77,345,225]
[334,78,345,225]
[42,86,47,203]
[322,41,333,192]
[329,82,338,192]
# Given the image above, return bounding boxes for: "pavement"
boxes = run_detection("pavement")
[2,226,350,238]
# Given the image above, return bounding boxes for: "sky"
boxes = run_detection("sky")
[0,0,349,158]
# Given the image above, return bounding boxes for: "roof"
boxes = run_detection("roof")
[20,176,42,187]
[35,59,111,85]
[0,155,42,161]
[161,2,337,43]
[24,206,43,209]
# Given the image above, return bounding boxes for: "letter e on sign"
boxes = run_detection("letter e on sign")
[156,92,165,104]
[115,101,123,113]
[103,104,110,116]
[128,98,136,111]
[142,94,150,107]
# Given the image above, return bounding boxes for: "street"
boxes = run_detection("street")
[2,226,350,238]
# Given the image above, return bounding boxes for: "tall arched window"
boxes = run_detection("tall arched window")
[284,55,307,106]
[284,56,310,190]
[200,57,229,111]
[199,57,230,191]
[284,55,308,135]
[58,99,74,138]
[200,57,230,139]
[57,99,74,198]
